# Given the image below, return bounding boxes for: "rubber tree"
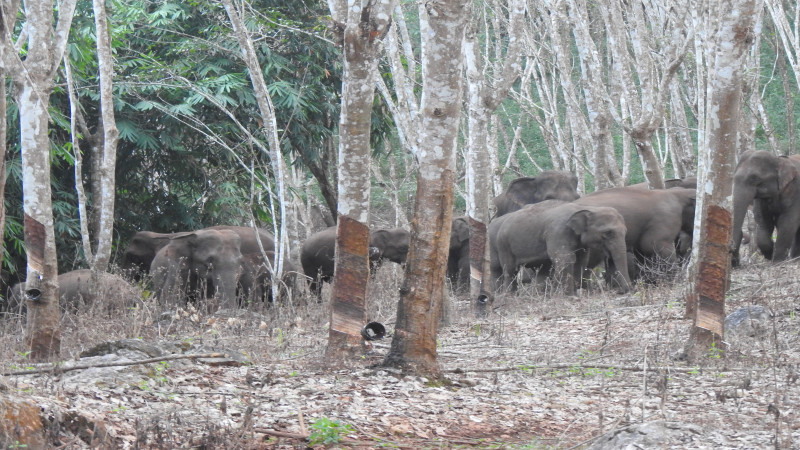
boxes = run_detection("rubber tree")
[383,0,470,378]
[0,0,78,360]
[684,0,764,362]
[325,0,396,362]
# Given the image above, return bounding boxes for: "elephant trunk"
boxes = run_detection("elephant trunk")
[731,181,755,266]
[607,238,632,294]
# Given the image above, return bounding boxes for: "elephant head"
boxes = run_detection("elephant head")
[732,151,800,264]
[566,206,631,293]
[150,229,243,310]
[493,171,580,217]
[369,228,410,266]
[122,231,182,279]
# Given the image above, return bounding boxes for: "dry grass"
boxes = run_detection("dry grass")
[1,251,800,447]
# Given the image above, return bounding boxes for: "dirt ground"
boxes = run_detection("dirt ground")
[1,258,799,449]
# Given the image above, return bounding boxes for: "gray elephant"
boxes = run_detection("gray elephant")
[447,216,471,291]
[238,251,299,304]
[492,171,580,217]
[629,176,697,190]
[123,226,275,279]
[300,226,410,297]
[490,201,631,294]
[150,229,243,309]
[5,269,140,316]
[122,231,185,279]
[732,151,800,266]
[573,186,696,280]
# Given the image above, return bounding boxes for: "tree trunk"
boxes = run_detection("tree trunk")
[684,0,763,362]
[569,0,621,189]
[88,0,119,272]
[383,0,468,378]
[0,70,6,281]
[464,0,524,299]
[325,0,395,362]
[1,0,78,360]
[222,0,295,301]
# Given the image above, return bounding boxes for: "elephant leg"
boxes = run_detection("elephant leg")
[792,228,800,259]
[753,203,776,260]
[774,211,800,262]
[573,250,590,293]
[551,250,577,295]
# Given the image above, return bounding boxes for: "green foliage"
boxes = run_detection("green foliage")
[308,417,354,446]
[2,0,346,285]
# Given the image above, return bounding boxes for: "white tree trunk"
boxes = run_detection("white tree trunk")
[685,0,763,361]
[384,0,469,377]
[222,0,293,300]
[0,0,78,360]
[88,0,119,273]
[326,0,396,361]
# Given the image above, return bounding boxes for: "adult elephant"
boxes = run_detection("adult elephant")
[122,231,186,279]
[300,226,410,297]
[573,187,696,278]
[490,201,631,294]
[732,151,800,266]
[492,171,580,217]
[5,269,140,316]
[123,226,275,280]
[629,176,697,190]
[447,216,471,291]
[150,229,243,309]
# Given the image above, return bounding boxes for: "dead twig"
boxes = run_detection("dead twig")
[3,352,227,376]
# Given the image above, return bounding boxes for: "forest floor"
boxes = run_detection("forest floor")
[1,253,799,449]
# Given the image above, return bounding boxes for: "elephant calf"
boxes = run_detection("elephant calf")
[4,269,141,316]
[300,226,410,297]
[490,201,631,295]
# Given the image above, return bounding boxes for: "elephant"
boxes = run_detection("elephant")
[300,226,410,297]
[238,251,299,304]
[490,201,631,294]
[492,171,580,217]
[447,216,471,291]
[732,150,800,266]
[629,176,697,190]
[122,231,186,279]
[123,226,275,280]
[149,229,243,309]
[573,186,696,281]
[5,269,141,316]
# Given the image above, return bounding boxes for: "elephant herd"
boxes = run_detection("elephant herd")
[476,172,697,295]
[4,149,797,315]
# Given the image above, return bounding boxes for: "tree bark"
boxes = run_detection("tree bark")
[222,0,295,301]
[326,0,395,362]
[88,0,119,273]
[464,0,524,299]
[383,0,469,378]
[684,0,763,362]
[0,0,78,360]
[0,70,6,283]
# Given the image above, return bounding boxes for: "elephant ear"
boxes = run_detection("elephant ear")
[778,157,800,194]
[566,209,591,235]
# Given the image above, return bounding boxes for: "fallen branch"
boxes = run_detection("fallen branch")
[446,362,751,375]
[3,352,227,377]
